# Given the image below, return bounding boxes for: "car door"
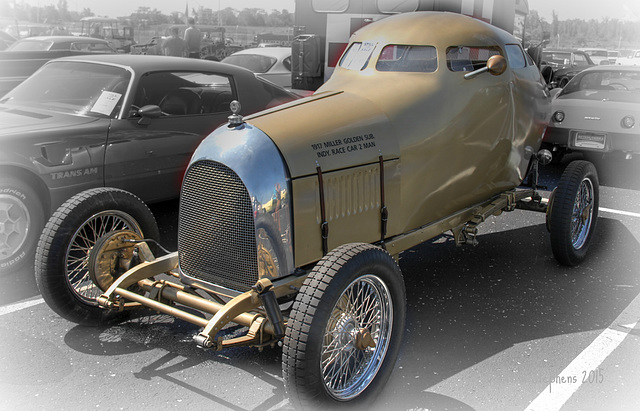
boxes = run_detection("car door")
[104,70,236,203]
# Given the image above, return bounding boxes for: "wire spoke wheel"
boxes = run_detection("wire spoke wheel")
[549,160,599,266]
[283,243,406,409]
[35,188,159,325]
[570,177,594,249]
[65,211,142,305]
[321,274,392,400]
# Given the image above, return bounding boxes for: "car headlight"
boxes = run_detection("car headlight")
[621,115,635,129]
[553,111,565,123]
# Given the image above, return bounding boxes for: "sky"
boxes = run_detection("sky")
[24,0,640,22]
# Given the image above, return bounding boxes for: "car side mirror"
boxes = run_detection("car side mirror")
[486,55,507,75]
[136,104,162,125]
[464,55,507,80]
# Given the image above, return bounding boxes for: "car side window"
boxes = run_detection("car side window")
[446,46,501,72]
[376,45,437,72]
[505,44,526,69]
[133,71,235,116]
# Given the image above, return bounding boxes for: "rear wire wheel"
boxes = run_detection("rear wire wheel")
[549,160,599,266]
[283,243,406,409]
[35,188,159,325]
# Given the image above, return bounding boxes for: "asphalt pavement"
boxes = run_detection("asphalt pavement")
[1,154,638,411]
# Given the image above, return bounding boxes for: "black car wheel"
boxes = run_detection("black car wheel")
[283,243,406,409]
[35,188,159,325]
[0,177,44,275]
[548,160,599,266]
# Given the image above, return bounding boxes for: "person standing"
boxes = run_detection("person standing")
[163,27,187,57]
[184,18,202,59]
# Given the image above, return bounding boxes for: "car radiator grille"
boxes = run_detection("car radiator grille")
[178,160,258,292]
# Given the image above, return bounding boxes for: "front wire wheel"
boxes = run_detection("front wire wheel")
[65,210,143,305]
[549,160,599,266]
[283,243,406,410]
[35,188,160,325]
[322,274,393,400]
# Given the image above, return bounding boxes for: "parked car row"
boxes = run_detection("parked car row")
[534,47,639,162]
[540,49,596,88]
[0,36,118,96]
[543,65,640,161]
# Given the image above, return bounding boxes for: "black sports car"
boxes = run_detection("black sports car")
[0,54,300,274]
[541,49,595,88]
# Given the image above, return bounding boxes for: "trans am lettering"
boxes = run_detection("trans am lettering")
[51,167,98,180]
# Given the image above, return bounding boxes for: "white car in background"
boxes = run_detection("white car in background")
[222,46,292,88]
[579,48,610,65]
[617,50,640,66]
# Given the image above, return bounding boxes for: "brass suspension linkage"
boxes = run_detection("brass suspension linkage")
[93,232,306,351]
[451,189,546,247]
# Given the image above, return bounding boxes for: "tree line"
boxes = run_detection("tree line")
[0,1,293,28]
[524,10,640,50]
[2,0,638,50]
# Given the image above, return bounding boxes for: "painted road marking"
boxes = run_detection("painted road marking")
[524,291,640,411]
[600,207,640,219]
[0,297,44,316]
[541,197,639,220]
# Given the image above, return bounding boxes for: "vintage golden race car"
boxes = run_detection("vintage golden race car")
[35,12,599,409]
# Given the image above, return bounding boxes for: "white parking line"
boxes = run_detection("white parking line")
[524,291,640,411]
[600,207,640,219]
[0,297,44,316]
[540,198,640,220]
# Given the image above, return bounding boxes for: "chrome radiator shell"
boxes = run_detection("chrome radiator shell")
[178,123,293,293]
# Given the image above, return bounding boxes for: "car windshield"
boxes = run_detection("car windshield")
[7,40,52,51]
[0,61,131,118]
[560,70,640,102]
[222,54,277,73]
[543,52,572,65]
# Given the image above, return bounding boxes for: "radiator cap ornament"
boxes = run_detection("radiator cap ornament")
[228,100,244,127]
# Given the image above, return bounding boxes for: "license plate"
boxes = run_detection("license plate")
[574,132,606,150]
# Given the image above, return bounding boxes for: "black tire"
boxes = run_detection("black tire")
[549,160,599,266]
[0,177,45,275]
[283,243,406,409]
[35,188,160,325]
